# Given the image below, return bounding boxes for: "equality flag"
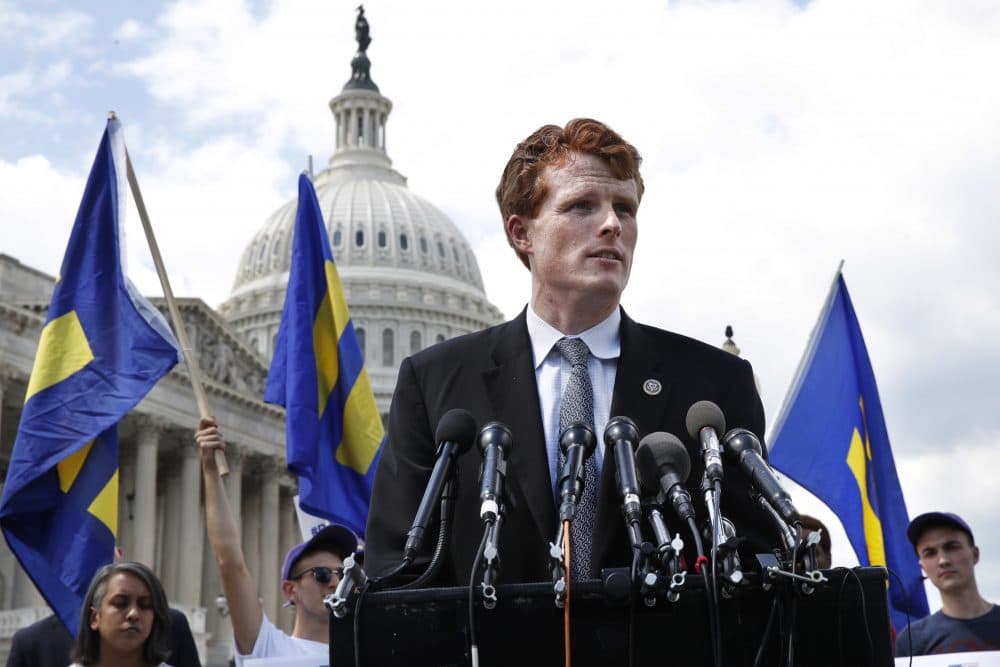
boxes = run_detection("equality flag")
[264,174,384,538]
[0,118,181,634]
[768,267,928,632]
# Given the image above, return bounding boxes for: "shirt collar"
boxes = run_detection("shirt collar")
[526,305,621,369]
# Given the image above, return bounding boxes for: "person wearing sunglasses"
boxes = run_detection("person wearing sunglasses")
[195,417,360,666]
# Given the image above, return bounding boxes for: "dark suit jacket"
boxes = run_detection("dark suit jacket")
[365,308,777,585]
[6,608,202,667]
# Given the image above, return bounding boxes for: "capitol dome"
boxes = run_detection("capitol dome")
[219,12,503,416]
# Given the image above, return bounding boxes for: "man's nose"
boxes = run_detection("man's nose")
[599,208,622,236]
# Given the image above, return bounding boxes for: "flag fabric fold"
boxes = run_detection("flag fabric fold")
[264,174,384,538]
[768,269,929,632]
[0,118,181,634]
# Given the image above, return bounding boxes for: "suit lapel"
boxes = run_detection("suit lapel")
[481,310,557,547]
[593,310,675,569]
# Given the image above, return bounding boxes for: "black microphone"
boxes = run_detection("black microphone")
[604,416,642,525]
[403,408,477,560]
[477,421,512,523]
[685,401,726,484]
[556,422,597,522]
[723,428,800,526]
[636,432,695,522]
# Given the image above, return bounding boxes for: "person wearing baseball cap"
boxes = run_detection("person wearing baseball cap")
[196,417,361,666]
[895,511,1000,657]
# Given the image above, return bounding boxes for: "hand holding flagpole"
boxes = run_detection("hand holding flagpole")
[116,112,228,476]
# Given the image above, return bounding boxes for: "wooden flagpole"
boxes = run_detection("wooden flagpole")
[118,117,229,476]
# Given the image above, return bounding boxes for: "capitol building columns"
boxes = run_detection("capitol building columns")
[257,458,282,627]
[131,417,162,566]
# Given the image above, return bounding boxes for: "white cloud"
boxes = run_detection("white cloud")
[112,18,148,42]
[0,154,85,275]
[0,61,72,121]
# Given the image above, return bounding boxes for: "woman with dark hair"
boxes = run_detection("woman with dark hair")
[71,561,173,667]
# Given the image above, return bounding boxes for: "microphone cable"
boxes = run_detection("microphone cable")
[833,567,872,666]
[785,524,802,667]
[563,520,572,667]
[885,566,915,667]
[628,542,641,667]
[752,591,781,667]
[401,478,457,590]
[467,524,491,667]
[710,480,724,667]
[687,514,721,667]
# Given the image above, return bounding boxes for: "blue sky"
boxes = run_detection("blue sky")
[2,0,1000,610]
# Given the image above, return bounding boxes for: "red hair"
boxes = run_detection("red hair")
[496,118,644,268]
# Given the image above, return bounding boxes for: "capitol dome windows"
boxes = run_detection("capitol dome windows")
[382,328,394,366]
[409,330,421,355]
[377,230,387,248]
[419,236,428,254]
[333,228,343,247]
[399,233,408,251]
[355,230,365,247]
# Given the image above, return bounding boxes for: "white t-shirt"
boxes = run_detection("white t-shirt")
[234,614,328,667]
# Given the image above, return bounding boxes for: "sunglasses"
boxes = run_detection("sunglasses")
[289,566,343,585]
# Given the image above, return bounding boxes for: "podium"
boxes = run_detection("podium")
[329,566,893,666]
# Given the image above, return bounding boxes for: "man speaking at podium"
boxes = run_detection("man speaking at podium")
[365,118,776,586]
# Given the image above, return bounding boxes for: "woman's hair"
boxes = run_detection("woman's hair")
[72,561,172,665]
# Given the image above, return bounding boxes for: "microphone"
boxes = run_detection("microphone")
[556,422,597,522]
[477,421,512,523]
[636,432,695,522]
[723,428,800,526]
[685,401,726,484]
[604,416,642,525]
[403,408,478,560]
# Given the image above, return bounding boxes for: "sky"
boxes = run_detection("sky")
[2,0,999,611]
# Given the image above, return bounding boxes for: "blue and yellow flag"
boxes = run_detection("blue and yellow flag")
[0,118,181,634]
[769,268,928,631]
[264,174,384,538]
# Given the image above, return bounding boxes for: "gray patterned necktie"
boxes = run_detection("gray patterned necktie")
[555,337,597,580]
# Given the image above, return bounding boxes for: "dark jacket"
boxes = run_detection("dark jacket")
[365,308,776,585]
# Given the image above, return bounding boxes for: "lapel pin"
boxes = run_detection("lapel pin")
[642,379,662,396]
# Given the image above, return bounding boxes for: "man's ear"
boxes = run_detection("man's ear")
[281,580,297,607]
[973,545,980,565]
[506,215,531,253]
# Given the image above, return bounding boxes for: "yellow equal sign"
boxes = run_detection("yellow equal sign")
[25,311,94,402]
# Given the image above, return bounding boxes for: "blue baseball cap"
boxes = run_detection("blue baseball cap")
[281,524,360,581]
[907,512,975,550]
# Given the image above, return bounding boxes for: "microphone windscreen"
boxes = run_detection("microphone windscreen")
[685,400,726,441]
[435,408,478,454]
[636,432,691,493]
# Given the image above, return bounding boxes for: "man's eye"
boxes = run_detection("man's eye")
[614,204,635,217]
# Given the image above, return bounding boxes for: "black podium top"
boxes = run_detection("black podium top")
[330,567,894,667]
